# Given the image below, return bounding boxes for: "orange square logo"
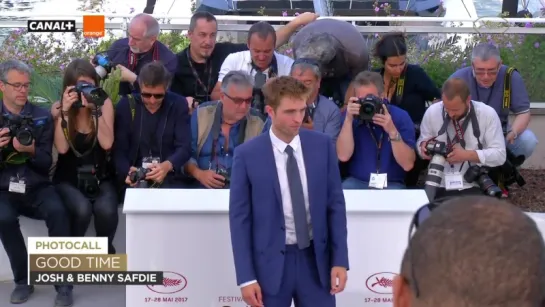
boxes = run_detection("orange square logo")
[83,15,105,38]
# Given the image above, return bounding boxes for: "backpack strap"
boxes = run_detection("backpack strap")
[501,67,516,129]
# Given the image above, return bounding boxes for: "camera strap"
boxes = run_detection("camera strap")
[250,54,278,79]
[186,48,213,101]
[209,103,247,169]
[366,123,386,173]
[59,107,99,158]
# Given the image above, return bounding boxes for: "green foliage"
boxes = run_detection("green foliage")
[100,68,123,104]
[1,11,544,104]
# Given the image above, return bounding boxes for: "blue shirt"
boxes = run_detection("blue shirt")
[343,105,415,183]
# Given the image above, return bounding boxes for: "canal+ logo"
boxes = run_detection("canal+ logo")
[27,15,105,38]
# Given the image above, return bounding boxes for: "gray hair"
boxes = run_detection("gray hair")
[352,71,384,96]
[221,70,254,93]
[471,43,501,62]
[294,33,337,66]
[290,62,321,80]
[131,13,160,38]
[0,60,32,82]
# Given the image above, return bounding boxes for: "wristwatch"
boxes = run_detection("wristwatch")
[389,132,402,142]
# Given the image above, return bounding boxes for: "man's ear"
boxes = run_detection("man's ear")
[265,105,274,118]
[393,275,412,307]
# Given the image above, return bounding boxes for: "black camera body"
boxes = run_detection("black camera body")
[252,72,267,116]
[216,168,230,185]
[129,167,151,188]
[357,94,383,121]
[1,114,44,146]
[425,139,449,157]
[77,165,100,199]
[69,81,109,109]
[464,165,503,198]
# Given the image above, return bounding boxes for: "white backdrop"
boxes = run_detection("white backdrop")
[122,189,545,307]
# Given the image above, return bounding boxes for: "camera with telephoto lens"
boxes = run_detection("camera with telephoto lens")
[129,167,151,188]
[92,53,113,79]
[252,72,267,116]
[464,165,503,198]
[77,165,100,199]
[423,139,450,202]
[69,81,109,109]
[216,168,230,185]
[357,94,383,121]
[1,114,44,146]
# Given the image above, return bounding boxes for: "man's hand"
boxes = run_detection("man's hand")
[125,166,138,187]
[293,12,319,26]
[506,131,517,144]
[0,128,11,148]
[195,169,226,189]
[241,283,263,307]
[345,97,360,120]
[13,138,34,154]
[116,65,138,84]
[447,144,470,164]
[146,161,172,183]
[330,266,347,295]
[372,104,396,135]
[419,140,432,160]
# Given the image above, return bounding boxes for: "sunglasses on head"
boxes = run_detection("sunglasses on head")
[141,93,165,99]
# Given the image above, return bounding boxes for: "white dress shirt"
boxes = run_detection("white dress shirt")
[239,129,313,288]
[217,50,294,83]
[417,100,507,190]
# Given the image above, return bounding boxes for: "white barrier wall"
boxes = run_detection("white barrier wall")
[123,189,424,307]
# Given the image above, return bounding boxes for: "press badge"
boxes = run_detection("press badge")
[9,176,26,194]
[369,173,388,189]
[445,172,464,190]
[142,157,160,169]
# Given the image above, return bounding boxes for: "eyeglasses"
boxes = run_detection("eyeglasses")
[472,64,499,76]
[141,93,165,99]
[224,93,252,105]
[4,82,31,91]
[406,197,457,298]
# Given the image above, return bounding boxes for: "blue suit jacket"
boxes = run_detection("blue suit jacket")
[229,129,349,295]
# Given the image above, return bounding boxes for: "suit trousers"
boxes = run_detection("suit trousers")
[263,243,335,307]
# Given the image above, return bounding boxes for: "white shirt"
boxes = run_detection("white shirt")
[217,50,294,82]
[417,100,506,190]
[239,129,313,288]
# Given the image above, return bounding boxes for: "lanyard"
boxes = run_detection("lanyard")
[128,43,159,71]
[446,119,466,172]
[366,123,385,173]
[473,77,496,105]
[186,49,213,100]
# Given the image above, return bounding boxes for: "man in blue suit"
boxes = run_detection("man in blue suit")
[229,76,349,307]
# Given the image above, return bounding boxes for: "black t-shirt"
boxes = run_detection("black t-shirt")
[170,42,247,101]
[137,105,163,165]
[53,132,108,186]
[375,64,441,125]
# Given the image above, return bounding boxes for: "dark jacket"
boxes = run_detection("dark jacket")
[113,92,191,182]
[0,101,53,190]
[107,38,178,96]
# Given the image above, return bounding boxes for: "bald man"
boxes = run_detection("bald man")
[291,19,369,107]
[105,13,177,95]
[395,196,545,307]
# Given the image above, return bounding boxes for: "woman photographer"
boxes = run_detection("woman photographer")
[51,59,117,254]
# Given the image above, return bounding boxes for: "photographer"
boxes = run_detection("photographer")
[417,78,506,200]
[51,59,117,255]
[337,71,416,190]
[0,60,73,306]
[185,70,268,189]
[113,61,191,190]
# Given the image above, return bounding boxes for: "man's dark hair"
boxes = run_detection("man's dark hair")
[401,196,545,307]
[247,21,276,46]
[138,61,171,89]
[189,11,217,32]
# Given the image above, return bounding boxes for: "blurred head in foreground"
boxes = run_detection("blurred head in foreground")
[394,196,545,307]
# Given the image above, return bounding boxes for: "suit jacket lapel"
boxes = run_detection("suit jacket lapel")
[263,135,283,211]
[299,131,317,211]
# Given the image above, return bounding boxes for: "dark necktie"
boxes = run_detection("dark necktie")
[284,145,310,249]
